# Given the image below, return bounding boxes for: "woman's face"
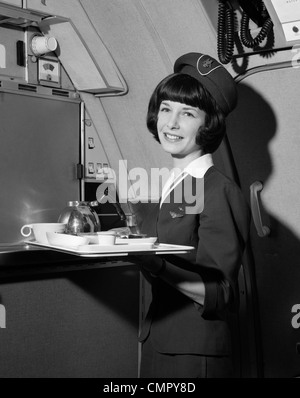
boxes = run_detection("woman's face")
[157,100,206,159]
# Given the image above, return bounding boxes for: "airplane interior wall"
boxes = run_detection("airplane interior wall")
[227,65,300,377]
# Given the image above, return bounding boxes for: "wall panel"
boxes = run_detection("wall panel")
[227,66,300,377]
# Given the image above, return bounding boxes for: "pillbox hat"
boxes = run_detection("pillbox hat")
[174,52,237,115]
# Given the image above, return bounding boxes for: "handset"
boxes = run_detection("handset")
[238,0,274,48]
[238,0,269,26]
[217,0,274,63]
[238,0,270,27]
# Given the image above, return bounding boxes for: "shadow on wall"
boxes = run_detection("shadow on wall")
[226,81,276,186]
[227,81,300,378]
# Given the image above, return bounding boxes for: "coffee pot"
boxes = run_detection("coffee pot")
[58,201,101,235]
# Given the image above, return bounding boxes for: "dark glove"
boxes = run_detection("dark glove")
[131,254,166,277]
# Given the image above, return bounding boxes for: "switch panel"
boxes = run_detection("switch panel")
[84,111,110,181]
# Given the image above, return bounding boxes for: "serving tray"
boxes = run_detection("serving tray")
[24,240,194,258]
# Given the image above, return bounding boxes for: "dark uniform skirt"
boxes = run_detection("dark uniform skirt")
[140,334,234,378]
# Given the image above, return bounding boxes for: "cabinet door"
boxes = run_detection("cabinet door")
[0,90,81,243]
[0,267,140,378]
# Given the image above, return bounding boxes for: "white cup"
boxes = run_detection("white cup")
[21,223,66,244]
[31,35,58,56]
[97,231,117,246]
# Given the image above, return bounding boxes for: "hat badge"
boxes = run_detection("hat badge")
[202,58,213,68]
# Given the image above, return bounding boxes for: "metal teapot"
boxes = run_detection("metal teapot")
[58,201,101,235]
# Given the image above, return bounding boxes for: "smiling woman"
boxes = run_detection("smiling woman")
[135,52,251,378]
[147,71,227,157]
[157,100,205,164]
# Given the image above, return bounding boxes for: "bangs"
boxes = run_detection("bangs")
[158,73,207,110]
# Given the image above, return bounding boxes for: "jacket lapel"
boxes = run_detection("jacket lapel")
[160,174,205,216]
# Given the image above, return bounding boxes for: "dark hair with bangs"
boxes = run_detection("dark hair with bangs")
[146,73,226,154]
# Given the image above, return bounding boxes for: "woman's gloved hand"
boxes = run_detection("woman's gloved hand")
[131,254,166,277]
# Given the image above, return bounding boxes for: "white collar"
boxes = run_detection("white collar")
[184,153,214,178]
[160,154,214,206]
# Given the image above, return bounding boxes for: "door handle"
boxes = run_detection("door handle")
[250,181,270,238]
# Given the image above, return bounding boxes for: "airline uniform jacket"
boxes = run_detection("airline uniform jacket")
[139,165,251,356]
